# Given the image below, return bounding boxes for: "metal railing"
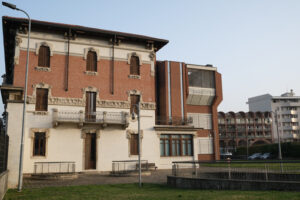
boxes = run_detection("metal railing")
[53,109,129,127]
[172,160,300,182]
[156,116,193,126]
[34,162,75,174]
[111,160,150,175]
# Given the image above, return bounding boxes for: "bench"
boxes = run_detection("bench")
[136,163,157,171]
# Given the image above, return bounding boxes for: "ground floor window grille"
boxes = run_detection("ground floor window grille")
[33,132,46,156]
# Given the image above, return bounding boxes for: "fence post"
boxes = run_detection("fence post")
[227,159,231,180]
[264,163,268,181]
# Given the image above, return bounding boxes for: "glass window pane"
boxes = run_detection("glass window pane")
[165,140,170,156]
[188,140,192,156]
[182,140,186,156]
[176,140,180,156]
[172,140,176,156]
[160,140,164,156]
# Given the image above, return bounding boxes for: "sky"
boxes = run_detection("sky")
[1,0,300,114]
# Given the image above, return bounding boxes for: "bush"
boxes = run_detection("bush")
[235,142,300,159]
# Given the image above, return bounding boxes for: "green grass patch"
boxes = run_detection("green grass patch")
[4,183,300,200]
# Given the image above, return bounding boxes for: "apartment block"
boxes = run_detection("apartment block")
[218,111,273,153]
[248,90,300,142]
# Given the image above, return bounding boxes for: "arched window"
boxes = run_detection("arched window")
[38,45,50,67]
[130,56,139,75]
[86,51,97,72]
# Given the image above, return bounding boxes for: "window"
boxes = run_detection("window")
[188,69,215,88]
[38,45,50,67]
[130,95,140,115]
[35,88,48,111]
[130,56,140,75]
[86,51,97,72]
[160,134,193,156]
[130,134,139,155]
[33,132,46,156]
[85,92,96,121]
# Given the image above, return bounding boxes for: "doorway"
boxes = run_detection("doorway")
[85,133,97,169]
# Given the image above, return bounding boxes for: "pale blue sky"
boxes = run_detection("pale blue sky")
[1,0,300,113]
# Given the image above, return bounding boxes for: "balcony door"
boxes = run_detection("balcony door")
[85,133,97,169]
[85,92,96,122]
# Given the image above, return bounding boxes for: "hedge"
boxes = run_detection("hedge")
[234,142,300,158]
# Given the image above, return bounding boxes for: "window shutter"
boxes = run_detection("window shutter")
[38,46,50,67]
[35,88,48,111]
[130,95,140,114]
[130,134,138,155]
[130,56,139,75]
[86,51,97,72]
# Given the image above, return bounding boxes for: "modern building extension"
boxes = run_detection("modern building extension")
[1,16,222,188]
[218,111,273,153]
[248,90,300,142]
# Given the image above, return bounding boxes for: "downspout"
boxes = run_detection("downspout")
[179,62,184,122]
[167,61,172,123]
[65,29,71,91]
[110,35,116,95]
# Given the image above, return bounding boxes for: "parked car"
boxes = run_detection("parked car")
[259,153,271,159]
[248,153,262,160]
[220,152,232,160]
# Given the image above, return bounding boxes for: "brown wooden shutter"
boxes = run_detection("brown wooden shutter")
[130,95,140,114]
[35,88,48,111]
[130,56,139,75]
[86,51,97,72]
[130,134,138,155]
[38,46,50,67]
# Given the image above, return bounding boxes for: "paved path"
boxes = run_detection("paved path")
[23,170,172,188]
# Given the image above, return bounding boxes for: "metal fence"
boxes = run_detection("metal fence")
[0,134,9,173]
[172,160,300,182]
[34,162,75,174]
[111,160,150,175]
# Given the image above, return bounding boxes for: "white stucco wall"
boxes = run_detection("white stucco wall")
[6,101,207,188]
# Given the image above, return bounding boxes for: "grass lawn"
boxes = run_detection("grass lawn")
[4,183,300,200]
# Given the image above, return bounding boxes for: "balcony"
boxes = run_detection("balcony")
[155,116,193,126]
[52,109,129,129]
[186,87,215,106]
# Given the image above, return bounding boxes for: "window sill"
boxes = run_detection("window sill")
[35,66,51,72]
[31,155,47,159]
[128,75,141,79]
[33,111,48,115]
[160,155,194,158]
[84,71,98,76]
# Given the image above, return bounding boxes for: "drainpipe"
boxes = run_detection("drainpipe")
[65,29,71,91]
[110,35,116,95]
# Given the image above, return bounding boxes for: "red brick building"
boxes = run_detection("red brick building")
[1,16,222,188]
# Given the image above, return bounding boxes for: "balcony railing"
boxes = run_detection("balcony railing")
[53,109,129,128]
[155,116,193,126]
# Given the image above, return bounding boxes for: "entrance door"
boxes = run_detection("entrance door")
[85,92,96,122]
[85,133,97,169]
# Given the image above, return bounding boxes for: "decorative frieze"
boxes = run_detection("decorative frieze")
[27,95,155,109]
[35,66,51,72]
[84,71,98,76]
[128,75,141,79]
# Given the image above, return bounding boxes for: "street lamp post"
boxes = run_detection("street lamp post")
[131,103,141,188]
[2,1,31,192]
[273,109,282,160]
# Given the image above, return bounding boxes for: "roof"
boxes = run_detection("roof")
[2,16,169,50]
